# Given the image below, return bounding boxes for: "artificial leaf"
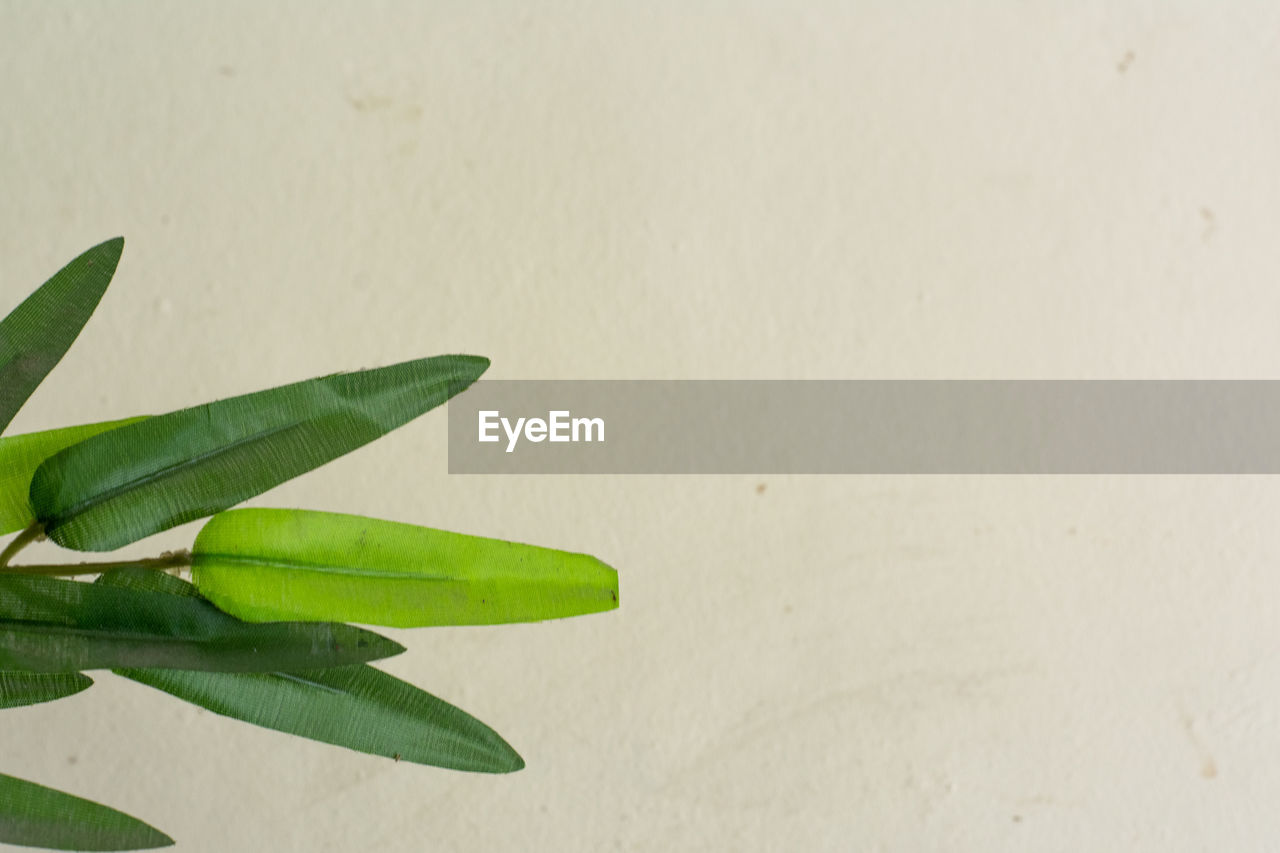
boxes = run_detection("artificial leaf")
[0,417,146,536]
[95,567,199,598]
[0,238,123,436]
[190,508,620,627]
[30,355,488,551]
[99,570,523,773]
[0,670,91,710]
[0,773,171,850]
[0,573,403,673]
[119,665,524,774]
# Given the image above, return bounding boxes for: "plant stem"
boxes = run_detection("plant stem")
[0,550,192,577]
[0,521,44,568]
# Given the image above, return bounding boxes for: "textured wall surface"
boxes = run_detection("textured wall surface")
[3,3,1280,851]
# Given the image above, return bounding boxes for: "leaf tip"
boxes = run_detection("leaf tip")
[484,739,525,774]
[371,634,407,660]
[144,826,177,849]
[87,236,126,272]
[458,354,490,379]
[591,557,620,612]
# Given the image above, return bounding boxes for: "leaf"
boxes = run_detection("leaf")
[95,567,199,598]
[190,508,620,627]
[0,572,403,673]
[101,570,523,773]
[119,666,524,774]
[30,354,489,551]
[0,773,172,851]
[0,238,124,436]
[0,670,92,709]
[0,417,147,536]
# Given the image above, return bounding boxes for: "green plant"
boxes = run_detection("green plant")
[0,239,619,850]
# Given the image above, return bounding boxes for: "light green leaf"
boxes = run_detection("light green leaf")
[101,569,523,773]
[0,671,92,709]
[0,238,123,437]
[0,573,403,673]
[30,355,488,552]
[0,772,172,850]
[0,418,147,536]
[191,508,620,627]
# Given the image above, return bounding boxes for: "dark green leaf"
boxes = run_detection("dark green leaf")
[0,238,123,436]
[0,670,91,709]
[96,567,199,598]
[101,570,523,773]
[119,665,524,774]
[0,417,147,536]
[0,772,171,850]
[0,572,403,673]
[30,354,489,551]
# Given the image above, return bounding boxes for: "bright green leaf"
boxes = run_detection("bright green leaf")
[0,772,172,850]
[0,671,92,709]
[0,573,403,673]
[101,569,523,773]
[30,354,488,551]
[0,238,123,436]
[190,508,620,627]
[0,417,147,536]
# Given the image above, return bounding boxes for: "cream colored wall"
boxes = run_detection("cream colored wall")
[3,2,1279,851]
